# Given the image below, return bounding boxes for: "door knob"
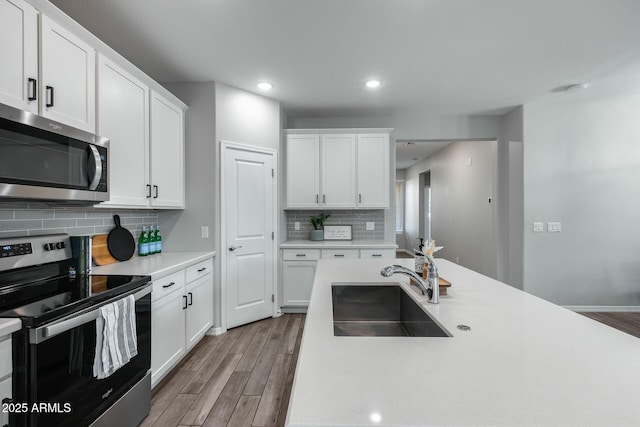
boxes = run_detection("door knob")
[229,245,243,252]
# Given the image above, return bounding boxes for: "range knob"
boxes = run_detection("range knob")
[43,243,55,251]
[56,242,65,249]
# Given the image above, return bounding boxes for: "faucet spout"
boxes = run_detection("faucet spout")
[380,257,439,304]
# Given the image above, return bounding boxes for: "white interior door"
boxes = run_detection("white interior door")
[224,144,275,329]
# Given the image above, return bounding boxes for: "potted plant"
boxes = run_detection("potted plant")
[310,214,330,241]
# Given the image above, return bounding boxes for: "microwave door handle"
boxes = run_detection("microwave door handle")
[30,284,152,344]
[87,145,103,190]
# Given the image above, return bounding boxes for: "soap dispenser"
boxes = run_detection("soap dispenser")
[414,237,426,273]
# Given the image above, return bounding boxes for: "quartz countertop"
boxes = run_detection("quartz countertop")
[281,240,397,249]
[286,258,640,426]
[0,318,21,338]
[92,251,216,280]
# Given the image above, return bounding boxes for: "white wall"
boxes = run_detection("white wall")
[405,140,498,278]
[523,65,640,308]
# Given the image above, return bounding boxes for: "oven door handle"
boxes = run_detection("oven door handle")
[29,284,152,344]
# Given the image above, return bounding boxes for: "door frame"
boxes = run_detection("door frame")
[220,140,278,332]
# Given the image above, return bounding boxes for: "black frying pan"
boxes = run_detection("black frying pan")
[107,214,135,261]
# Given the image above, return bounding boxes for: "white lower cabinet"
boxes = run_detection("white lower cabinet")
[281,247,395,311]
[151,257,214,388]
[0,335,11,427]
[0,375,10,426]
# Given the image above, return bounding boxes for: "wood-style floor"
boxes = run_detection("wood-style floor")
[141,314,305,427]
[580,312,640,338]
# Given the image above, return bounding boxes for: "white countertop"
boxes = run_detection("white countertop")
[281,240,398,249]
[0,318,21,338]
[92,251,216,280]
[287,258,640,427]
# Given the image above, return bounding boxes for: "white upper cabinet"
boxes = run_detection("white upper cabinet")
[40,15,95,132]
[357,134,390,208]
[0,0,38,114]
[150,91,185,208]
[286,134,320,208]
[321,134,356,208]
[285,129,391,209]
[97,55,150,208]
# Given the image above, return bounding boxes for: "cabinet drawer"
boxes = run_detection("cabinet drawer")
[152,270,185,302]
[186,258,213,283]
[282,249,320,261]
[360,249,396,259]
[321,249,359,259]
[0,337,11,378]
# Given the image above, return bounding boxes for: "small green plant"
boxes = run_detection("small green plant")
[310,214,330,230]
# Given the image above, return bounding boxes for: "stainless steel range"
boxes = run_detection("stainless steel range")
[0,234,152,427]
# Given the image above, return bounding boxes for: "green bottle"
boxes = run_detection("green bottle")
[155,225,162,254]
[148,225,156,254]
[138,226,149,257]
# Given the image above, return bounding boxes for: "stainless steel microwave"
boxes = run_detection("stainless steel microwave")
[0,103,109,204]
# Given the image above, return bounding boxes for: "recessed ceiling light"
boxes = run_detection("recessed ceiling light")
[257,81,273,90]
[365,80,382,89]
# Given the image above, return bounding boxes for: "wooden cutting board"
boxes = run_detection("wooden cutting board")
[409,276,452,295]
[92,234,119,265]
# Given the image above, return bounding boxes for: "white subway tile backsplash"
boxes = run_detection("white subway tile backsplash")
[286,209,385,241]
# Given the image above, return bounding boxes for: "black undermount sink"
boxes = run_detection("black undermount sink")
[331,283,451,337]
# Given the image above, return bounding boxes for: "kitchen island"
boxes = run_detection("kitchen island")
[286,258,640,426]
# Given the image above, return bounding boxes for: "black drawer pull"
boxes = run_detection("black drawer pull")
[296,254,306,257]
[28,78,37,101]
[372,254,382,257]
[334,254,345,257]
[163,281,176,288]
[45,85,54,107]
[197,267,207,272]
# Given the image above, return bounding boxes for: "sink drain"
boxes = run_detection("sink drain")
[457,324,471,331]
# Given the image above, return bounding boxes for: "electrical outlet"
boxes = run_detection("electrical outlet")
[201,226,209,238]
[466,157,472,166]
[456,256,460,264]
[548,222,562,233]
[366,222,375,231]
[294,221,300,231]
[533,222,544,232]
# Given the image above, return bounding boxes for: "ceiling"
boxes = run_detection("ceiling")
[396,140,454,169]
[51,0,640,120]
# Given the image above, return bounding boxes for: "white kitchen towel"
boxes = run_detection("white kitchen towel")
[93,294,138,379]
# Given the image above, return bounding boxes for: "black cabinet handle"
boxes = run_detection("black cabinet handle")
[146,184,152,198]
[316,194,319,203]
[334,254,345,257]
[197,267,207,272]
[45,85,54,107]
[28,78,37,101]
[153,185,158,199]
[296,254,306,257]
[162,281,176,289]
[323,194,326,203]
[188,292,193,306]
[183,295,188,309]
[372,254,382,257]
[359,194,362,203]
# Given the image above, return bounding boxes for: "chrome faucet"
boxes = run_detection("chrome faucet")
[381,256,439,304]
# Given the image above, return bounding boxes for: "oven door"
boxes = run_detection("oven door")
[11,285,151,427]
[0,102,109,203]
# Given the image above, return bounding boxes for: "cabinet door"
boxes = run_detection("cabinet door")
[151,289,186,388]
[321,134,356,208]
[286,134,320,208]
[150,90,185,208]
[185,274,214,351]
[282,261,317,307]
[97,55,150,207]
[357,134,390,208]
[0,0,38,113]
[0,375,10,426]
[40,15,96,132]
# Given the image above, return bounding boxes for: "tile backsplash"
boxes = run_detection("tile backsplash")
[0,203,158,239]
[286,210,384,241]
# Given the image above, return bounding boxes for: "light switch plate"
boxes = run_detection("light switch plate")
[548,222,562,233]
[366,222,375,231]
[533,222,544,232]
[294,221,300,231]
[201,226,209,238]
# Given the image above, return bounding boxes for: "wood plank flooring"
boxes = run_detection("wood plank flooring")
[580,312,640,338]
[142,314,305,427]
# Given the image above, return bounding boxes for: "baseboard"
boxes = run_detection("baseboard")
[281,306,308,314]
[206,327,225,336]
[565,306,640,313]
